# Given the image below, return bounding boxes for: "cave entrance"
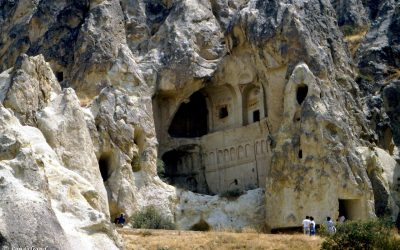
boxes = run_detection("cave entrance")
[168,92,208,138]
[162,147,208,194]
[296,84,308,105]
[338,199,362,221]
[99,154,112,182]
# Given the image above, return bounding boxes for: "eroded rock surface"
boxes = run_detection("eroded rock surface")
[0,0,400,248]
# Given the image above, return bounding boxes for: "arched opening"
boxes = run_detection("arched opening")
[243,85,262,125]
[168,92,208,138]
[99,154,112,182]
[296,84,308,105]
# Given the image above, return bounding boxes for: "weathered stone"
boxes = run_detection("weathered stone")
[1,0,400,245]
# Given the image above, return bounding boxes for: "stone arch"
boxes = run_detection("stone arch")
[218,150,223,164]
[238,145,245,159]
[230,147,236,161]
[242,84,264,125]
[262,140,267,153]
[204,84,240,131]
[168,91,208,138]
[224,149,230,162]
[209,152,215,165]
[245,144,251,157]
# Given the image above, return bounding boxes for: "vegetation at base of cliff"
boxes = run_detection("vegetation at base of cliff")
[321,218,400,250]
[219,189,244,200]
[131,205,176,230]
[190,219,211,231]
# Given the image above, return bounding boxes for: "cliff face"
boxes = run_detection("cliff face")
[0,0,399,248]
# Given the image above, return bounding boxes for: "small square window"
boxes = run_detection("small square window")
[219,106,228,119]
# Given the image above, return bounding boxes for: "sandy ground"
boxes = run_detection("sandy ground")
[118,228,323,250]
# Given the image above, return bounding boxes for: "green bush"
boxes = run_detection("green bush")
[131,205,176,230]
[220,189,244,200]
[321,218,400,250]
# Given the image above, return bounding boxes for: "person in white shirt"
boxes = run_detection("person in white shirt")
[302,216,311,235]
[326,216,336,234]
[310,217,316,236]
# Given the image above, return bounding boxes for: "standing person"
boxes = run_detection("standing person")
[326,217,336,234]
[338,215,345,224]
[302,216,311,235]
[309,217,316,236]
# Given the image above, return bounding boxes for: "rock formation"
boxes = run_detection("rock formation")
[0,0,399,248]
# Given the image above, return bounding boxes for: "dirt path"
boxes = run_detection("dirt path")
[118,228,323,250]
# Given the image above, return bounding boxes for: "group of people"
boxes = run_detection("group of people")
[302,216,337,235]
[302,216,317,235]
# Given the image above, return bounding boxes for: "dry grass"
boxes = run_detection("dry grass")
[386,68,400,82]
[118,228,323,250]
[344,29,368,58]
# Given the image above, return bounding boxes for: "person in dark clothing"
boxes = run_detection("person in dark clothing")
[116,214,126,226]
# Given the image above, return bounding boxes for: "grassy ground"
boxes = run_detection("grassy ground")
[118,228,323,250]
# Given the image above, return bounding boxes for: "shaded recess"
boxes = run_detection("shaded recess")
[99,154,112,182]
[296,84,308,105]
[338,199,362,220]
[168,92,208,138]
[253,110,260,122]
[162,147,208,194]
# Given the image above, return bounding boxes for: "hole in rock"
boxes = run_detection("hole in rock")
[296,84,308,105]
[99,154,112,182]
[298,150,303,159]
[168,92,208,138]
[56,71,64,82]
[219,106,228,119]
[338,199,362,221]
[253,110,260,122]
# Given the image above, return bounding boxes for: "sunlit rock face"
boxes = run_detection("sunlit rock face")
[1,0,400,247]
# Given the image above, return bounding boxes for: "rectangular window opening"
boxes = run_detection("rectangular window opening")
[253,110,260,122]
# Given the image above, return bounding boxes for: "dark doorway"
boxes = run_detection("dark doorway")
[99,154,112,182]
[162,147,208,194]
[219,106,228,119]
[339,199,362,220]
[296,85,308,105]
[253,110,260,122]
[168,92,208,138]
[298,149,303,159]
[56,71,64,82]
